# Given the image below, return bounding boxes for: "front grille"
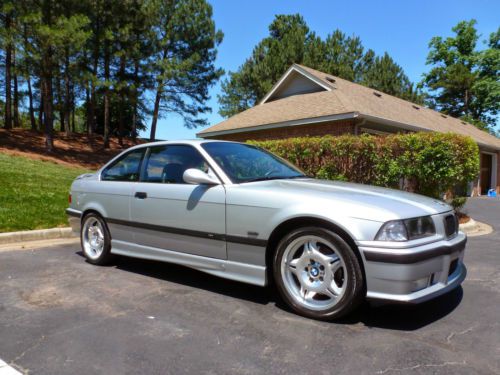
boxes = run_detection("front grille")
[444,214,458,238]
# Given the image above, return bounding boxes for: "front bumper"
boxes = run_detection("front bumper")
[359,232,467,303]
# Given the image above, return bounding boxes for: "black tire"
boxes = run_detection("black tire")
[273,226,364,321]
[80,213,114,266]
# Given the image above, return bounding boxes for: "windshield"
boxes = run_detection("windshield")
[201,142,306,183]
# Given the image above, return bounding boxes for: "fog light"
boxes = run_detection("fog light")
[412,277,430,292]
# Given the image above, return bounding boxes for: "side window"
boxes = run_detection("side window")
[142,145,210,184]
[101,149,144,181]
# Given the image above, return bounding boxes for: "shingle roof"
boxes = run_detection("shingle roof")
[199,64,500,150]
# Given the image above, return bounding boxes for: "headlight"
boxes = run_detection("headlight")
[405,216,435,240]
[375,216,435,241]
[375,220,408,241]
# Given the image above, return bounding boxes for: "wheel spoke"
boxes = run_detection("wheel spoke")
[288,258,300,276]
[95,227,104,240]
[322,286,338,299]
[331,260,342,274]
[304,240,319,256]
[330,280,343,296]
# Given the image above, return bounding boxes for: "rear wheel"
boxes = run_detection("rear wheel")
[273,227,364,320]
[81,213,114,265]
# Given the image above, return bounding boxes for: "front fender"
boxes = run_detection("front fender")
[263,203,383,242]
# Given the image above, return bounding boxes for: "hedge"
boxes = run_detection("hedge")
[249,133,480,199]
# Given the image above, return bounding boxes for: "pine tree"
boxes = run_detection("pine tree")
[218,14,421,118]
[148,0,223,141]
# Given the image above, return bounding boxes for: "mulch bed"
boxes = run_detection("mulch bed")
[0,129,145,169]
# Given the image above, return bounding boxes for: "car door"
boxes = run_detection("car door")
[96,148,145,243]
[130,144,227,259]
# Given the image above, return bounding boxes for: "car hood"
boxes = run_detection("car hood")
[232,178,452,222]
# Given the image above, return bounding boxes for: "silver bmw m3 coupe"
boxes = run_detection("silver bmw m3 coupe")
[67,140,467,320]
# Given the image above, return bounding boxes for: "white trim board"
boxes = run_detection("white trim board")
[259,64,333,105]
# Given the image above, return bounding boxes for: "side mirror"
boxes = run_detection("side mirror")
[183,168,220,185]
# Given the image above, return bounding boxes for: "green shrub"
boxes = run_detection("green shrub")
[449,196,468,212]
[249,132,480,199]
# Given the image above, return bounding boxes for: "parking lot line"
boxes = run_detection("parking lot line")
[0,359,22,375]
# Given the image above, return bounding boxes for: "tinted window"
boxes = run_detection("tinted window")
[101,149,144,181]
[201,142,305,183]
[142,145,210,184]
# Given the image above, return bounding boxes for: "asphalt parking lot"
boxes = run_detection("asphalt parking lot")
[0,197,499,375]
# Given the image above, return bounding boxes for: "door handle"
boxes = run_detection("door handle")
[135,192,147,199]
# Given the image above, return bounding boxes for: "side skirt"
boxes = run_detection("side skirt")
[111,239,267,287]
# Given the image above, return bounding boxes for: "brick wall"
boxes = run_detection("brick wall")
[205,119,356,142]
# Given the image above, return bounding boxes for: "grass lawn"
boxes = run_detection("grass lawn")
[0,153,92,232]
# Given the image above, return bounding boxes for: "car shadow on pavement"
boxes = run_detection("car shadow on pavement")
[112,254,273,305]
[338,287,463,331]
[90,252,463,330]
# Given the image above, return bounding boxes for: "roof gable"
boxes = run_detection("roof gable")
[199,64,500,150]
[260,64,333,104]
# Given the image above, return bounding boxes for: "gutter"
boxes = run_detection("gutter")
[197,112,359,138]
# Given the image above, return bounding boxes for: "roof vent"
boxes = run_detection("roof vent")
[441,114,447,118]
[325,76,335,83]
[373,92,382,98]
[412,105,420,110]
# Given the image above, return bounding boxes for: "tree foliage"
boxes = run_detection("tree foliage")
[421,20,499,134]
[218,14,422,118]
[0,0,223,149]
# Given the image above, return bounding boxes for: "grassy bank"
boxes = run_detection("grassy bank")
[0,153,91,232]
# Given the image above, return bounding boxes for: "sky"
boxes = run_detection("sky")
[140,0,500,141]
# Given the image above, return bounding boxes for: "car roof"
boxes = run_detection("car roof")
[128,139,240,151]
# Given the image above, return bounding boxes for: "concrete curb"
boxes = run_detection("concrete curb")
[0,227,76,245]
[459,218,478,231]
[459,219,494,237]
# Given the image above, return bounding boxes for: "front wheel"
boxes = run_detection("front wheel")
[81,213,114,265]
[273,227,364,320]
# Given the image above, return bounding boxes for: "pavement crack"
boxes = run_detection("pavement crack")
[9,334,46,375]
[446,324,479,343]
[375,360,467,374]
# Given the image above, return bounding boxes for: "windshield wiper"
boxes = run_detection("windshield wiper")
[242,174,307,183]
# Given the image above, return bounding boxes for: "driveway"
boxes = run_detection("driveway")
[0,197,499,375]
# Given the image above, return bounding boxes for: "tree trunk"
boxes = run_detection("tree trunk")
[464,89,469,115]
[23,24,36,130]
[132,59,139,142]
[71,85,76,132]
[13,49,20,128]
[103,38,110,149]
[42,76,54,151]
[55,75,65,132]
[64,51,71,135]
[150,85,162,141]
[85,82,92,136]
[42,0,54,151]
[87,8,100,139]
[4,13,12,129]
[27,77,36,130]
[38,95,44,130]
[149,49,168,141]
[118,55,125,147]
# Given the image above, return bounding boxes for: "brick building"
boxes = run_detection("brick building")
[198,64,500,195]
